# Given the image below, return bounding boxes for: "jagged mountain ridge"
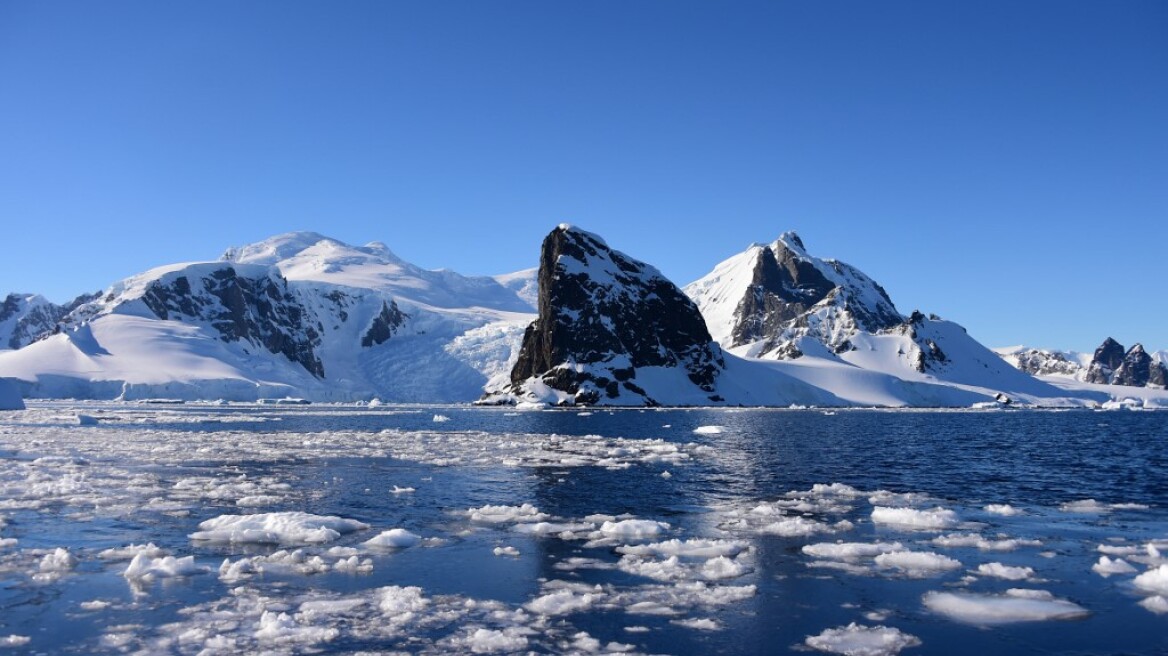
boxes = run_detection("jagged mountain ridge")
[997,338,1167,389]
[0,233,536,401]
[0,291,99,350]
[683,233,1062,400]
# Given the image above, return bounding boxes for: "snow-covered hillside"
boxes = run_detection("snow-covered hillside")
[0,233,536,402]
[996,339,1167,391]
[684,234,1090,405]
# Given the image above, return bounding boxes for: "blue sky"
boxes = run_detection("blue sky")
[1,1,1165,352]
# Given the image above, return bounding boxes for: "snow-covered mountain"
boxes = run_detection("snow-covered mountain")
[996,338,1167,389]
[0,233,536,402]
[484,227,1116,408]
[0,291,98,350]
[683,233,1075,402]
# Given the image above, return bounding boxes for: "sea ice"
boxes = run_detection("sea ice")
[190,512,369,545]
[804,623,921,656]
[123,554,203,581]
[98,543,168,560]
[493,546,520,557]
[802,542,903,560]
[975,562,1035,581]
[362,529,422,548]
[922,589,1088,624]
[1133,564,1168,595]
[983,504,1022,516]
[0,635,31,647]
[617,538,749,558]
[871,507,957,530]
[598,519,669,540]
[466,503,548,524]
[460,627,530,653]
[1091,556,1137,576]
[1140,595,1168,614]
[692,425,723,434]
[874,551,962,576]
[525,588,603,616]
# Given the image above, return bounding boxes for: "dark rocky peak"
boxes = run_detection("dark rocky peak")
[139,264,325,378]
[1112,343,1162,388]
[503,225,724,405]
[0,293,98,350]
[1085,337,1126,384]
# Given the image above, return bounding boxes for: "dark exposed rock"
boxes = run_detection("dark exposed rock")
[140,266,325,378]
[1009,348,1082,378]
[1112,344,1155,387]
[692,233,902,358]
[505,225,724,405]
[1085,337,1126,384]
[361,300,407,347]
[1,291,100,350]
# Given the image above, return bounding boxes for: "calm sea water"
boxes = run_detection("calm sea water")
[1,404,1166,655]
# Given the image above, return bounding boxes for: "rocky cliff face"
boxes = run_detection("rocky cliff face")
[0,292,99,350]
[500,225,725,406]
[1001,347,1084,378]
[1079,338,1167,388]
[1085,337,1126,384]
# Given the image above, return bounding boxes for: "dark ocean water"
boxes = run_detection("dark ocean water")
[0,404,1166,655]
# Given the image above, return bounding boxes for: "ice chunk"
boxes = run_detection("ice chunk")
[39,548,78,573]
[432,414,450,423]
[874,551,961,576]
[871,507,957,530]
[984,504,1021,516]
[391,486,415,494]
[525,588,603,615]
[1092,556,1137,576]
[672,617,722,631]
[190,512,369,545]
[461,627,529,653]
[98,543,167,561]
[599,519,669,540]
[1140,596,1168,614]
[618,538,749,558]
[123,553,202,580]
[493,546,520,557]
[379,585,429,622]
[362,529,421,549]
[692,425,723,435]
[803,542,903,560]
[255,610,339,645]
[0,635,31,647]
[701,556,749,580]
[922,589,1088,624]
[975,562,1034,581]
[804,623,921,656]
[467,503,548,524]
[1133,564,1168,595]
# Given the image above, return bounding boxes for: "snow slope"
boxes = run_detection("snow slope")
[0,233,537,402]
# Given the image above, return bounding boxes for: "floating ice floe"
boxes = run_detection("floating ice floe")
[525,587,604,616]
[922,589,1088,624]
[466,503,548,524]
[804,623,921,656]
[123,554,203,581]
[98,543,168,561]
[975,562,1035,581]
[1059,499,1149,514]
[871,506,958,530]
[1133,564,1168,595]
[802,542,904,560]
[1091,556,1137,576]
[33,548,77,582]
[457,627,530,653]
[617,538,749,558]
[190,512,369,545]
[0,635,30,647]
[432,414,450,423]
[929,533,1038,551]
[391,485,415,494]
[362,529,422,549]
[598,519,669,540]
[492,545,520,557]
[692,425,723,435]
[874,551,962,577]
[983,504,1022,516]
[1140,595,1168,614]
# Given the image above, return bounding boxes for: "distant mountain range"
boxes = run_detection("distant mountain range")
[1,228,1164,407]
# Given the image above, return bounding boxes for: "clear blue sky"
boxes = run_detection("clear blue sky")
[1,1,1165,352]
